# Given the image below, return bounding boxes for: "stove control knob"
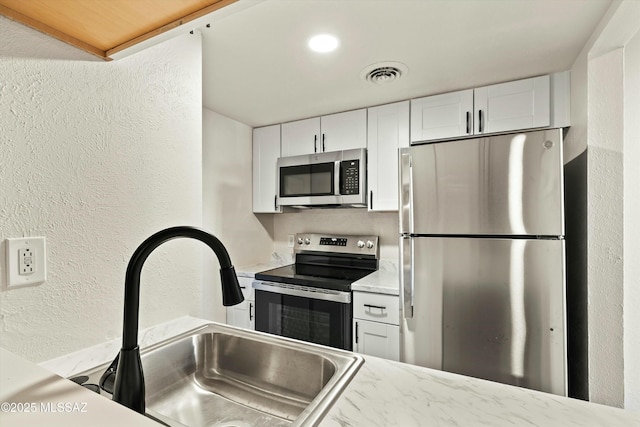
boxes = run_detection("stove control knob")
[357,240,365,248]
[304,238,311,245]
[366,240,374,249]
[297,237,304,245]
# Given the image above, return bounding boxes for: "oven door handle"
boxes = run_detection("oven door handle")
[253,281,351,304]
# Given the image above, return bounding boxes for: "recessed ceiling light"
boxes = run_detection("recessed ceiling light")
[308,34,339,53]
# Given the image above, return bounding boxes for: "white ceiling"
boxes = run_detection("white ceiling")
[202,0,612,128]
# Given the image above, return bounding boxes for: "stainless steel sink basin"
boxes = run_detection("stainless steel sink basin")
[73,323,363,427]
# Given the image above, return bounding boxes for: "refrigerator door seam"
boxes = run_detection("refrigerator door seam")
[406,234,564,240]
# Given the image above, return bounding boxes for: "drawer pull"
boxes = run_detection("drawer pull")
[364,304,386,311]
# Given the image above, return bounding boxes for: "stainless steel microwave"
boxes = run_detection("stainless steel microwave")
[277,148,367,208]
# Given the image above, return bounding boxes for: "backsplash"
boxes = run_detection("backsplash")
[273,209,399,261]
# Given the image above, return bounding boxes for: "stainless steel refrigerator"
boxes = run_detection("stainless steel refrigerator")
[399,128,567,396]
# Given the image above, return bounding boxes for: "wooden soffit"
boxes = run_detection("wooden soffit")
[0,0,237,60]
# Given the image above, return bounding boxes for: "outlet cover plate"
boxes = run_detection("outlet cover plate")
[5,237,47,287]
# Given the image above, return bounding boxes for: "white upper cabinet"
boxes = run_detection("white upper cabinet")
[281,117,320,157]
[252,124,282,213]
[474,75,550,135]
[320,109,367,152]
[411,89,473,142]
[367,101,410,211]
[411,74,562,144]
[281,109,367,157]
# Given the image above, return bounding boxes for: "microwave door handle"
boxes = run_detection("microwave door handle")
[334,161,341,195]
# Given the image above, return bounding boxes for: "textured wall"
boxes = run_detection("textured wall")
[566,1,640,408]
[587,48,624,407]
[624,29,640,412]
[201,108,274,321]
[0,18,204,362]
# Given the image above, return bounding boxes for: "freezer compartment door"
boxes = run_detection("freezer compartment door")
[401,237,567,396]
[401,129,564,236]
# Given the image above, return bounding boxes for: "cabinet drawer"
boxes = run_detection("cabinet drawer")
[353,291,399,325]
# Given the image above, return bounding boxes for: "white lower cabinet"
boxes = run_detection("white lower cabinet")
[353,319,399,361]
[352,291,400,361]
[226,277,254,330]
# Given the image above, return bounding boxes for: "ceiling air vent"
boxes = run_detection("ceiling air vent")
[361,61,408,84]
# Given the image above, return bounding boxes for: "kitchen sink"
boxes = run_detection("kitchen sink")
[72,323,363,427]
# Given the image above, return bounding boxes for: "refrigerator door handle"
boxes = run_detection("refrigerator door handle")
[399,151,414,234]
[400,235,414,318]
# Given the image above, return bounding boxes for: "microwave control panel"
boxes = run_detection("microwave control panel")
[340,160,360,195]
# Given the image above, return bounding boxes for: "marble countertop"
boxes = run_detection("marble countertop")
[351,265,399,296]
[5,317,639,427]
[321,355,640,427]
[235,253,293,278]
[0,348,159,427]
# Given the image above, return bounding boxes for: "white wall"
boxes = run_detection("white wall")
[0,17,204,362]
[587,47,625,407]
[201,108,273,321]
[624,28,640,411]
[566,0,640,409]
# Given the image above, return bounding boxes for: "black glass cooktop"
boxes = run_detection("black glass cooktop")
[255,256,376,292]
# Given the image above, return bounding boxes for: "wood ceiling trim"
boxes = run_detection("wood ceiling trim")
[0,4,108,59]
[106,0,238,57]
[0,0,238,60]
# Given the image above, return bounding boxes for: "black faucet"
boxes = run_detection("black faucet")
[104,226,244,414]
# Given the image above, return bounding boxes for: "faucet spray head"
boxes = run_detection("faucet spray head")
[220,266,244,306]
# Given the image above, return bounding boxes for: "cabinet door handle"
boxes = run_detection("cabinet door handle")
[314,135,318,152]
[466,111,471,134]
[478,110,484,133]
[369,190,373,210]
[249,302,254,321]
[322,133,326,152]
[355,321,359,344]
[364,304,387,311]
[274,195,278,210]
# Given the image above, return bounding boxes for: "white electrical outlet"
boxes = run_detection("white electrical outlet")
[18,248,35,275]
[288,234,294,248]
[5,237,47,287]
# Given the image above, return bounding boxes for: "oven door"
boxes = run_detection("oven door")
[253,281,352,351]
